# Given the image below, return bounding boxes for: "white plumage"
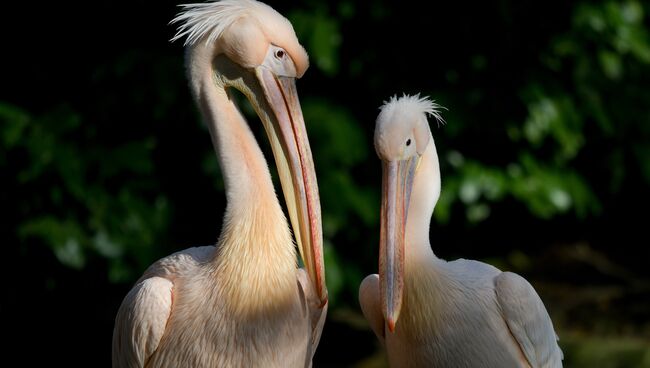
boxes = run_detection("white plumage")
[171,0,261,45]
[378,94,446,127]
[360,94,563,367]
[112,1,326,366]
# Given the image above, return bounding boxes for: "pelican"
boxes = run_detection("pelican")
[112,1,327,366]
[359,95,563,367]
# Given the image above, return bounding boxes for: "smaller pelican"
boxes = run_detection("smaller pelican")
[359,94,563,367]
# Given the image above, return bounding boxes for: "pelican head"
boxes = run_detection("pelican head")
[172,0,325,303]
[374,94,444,332]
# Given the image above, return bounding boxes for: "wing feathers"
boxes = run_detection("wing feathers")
[495,272,563,368]
[112,277,174,367]
[359,274,385,346]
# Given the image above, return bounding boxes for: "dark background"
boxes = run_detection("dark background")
[1,0,649,366]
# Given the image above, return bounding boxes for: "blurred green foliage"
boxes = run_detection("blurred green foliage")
[437,0,650,225]
[1,103,170,282]
[1,0,649,366]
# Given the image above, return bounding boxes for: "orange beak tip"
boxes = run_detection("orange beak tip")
[387,319,396,333]
[318,295,328,309]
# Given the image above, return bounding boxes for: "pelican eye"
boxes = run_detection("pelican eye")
[406,139,412,146]
[275,49,285,59]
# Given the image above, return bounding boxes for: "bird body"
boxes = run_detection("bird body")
[374,258,537,367]
[360,95,562,368]
[115,245,316,367]
[113,1,326,366]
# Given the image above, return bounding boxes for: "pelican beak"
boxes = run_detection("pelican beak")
[380,157,419,332]
[253,67,327,305]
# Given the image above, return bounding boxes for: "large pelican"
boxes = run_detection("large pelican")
[359,95,563,367]
[112,1,327,366]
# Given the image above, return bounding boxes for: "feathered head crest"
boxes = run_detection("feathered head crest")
[171,0,264,46]
[379,94,446,126]
[169,0,309,77]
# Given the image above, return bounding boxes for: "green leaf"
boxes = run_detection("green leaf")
[92,230,123,259]
[0,102,30,149]
[598,50,623,79]
[522,92,583,162]
[466,203,490,223]
[621,1,644,25]
[19,217,87,269]
[55,238,86,270]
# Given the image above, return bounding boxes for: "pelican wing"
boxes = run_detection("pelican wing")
[495,272,563,368]
[359,274,385,345]
[112,277,173,368]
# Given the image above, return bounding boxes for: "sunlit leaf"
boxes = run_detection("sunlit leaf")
[93,230,123,259]
[19,217,87,269]
[598,50,623,79]
[466,203,490,223]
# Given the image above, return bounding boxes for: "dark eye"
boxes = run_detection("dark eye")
[275,49,285,59]
[406,138,412,146]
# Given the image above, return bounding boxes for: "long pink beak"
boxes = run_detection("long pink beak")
[380,157,417,332]
[256,67,327,304]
